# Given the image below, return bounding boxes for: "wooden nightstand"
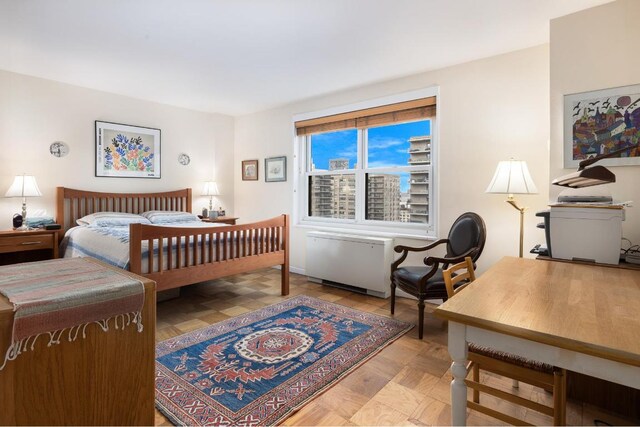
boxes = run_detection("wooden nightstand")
[201,216,238,225]
[0,229,59,265]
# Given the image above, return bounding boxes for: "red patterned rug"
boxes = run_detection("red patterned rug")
[155,295,412,426]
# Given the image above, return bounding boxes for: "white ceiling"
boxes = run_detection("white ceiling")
[0,0,613,116]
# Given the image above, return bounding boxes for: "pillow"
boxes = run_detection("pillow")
[76,212,151,227]
[141,210,199,224]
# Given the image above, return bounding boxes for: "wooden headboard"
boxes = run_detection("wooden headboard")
[56,187,193,235]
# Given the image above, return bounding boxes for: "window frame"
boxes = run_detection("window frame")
[293,87,439,239]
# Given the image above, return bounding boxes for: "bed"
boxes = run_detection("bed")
[56,187,289,295]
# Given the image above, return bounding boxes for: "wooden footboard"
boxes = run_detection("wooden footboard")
[129,215,289,294]
[56,187,289,295]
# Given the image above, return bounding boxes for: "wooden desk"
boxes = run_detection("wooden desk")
[434,256,640,426]
[0,258,156,425]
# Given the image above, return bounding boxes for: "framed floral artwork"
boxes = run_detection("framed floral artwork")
[265,156,286,182]
[95,121,161,178]
[242,159,259,181]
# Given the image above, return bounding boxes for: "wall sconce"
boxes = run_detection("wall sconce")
[552,144,637,188]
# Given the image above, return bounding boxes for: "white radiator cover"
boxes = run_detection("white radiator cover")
[305,231,394,298]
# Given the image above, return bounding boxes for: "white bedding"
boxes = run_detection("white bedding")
[61,221,227,273]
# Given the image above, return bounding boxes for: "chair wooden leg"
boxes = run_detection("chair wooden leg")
[553,369,566,426]
[472,362,480,403]
[417,299,425,339]
[390,281,396,315]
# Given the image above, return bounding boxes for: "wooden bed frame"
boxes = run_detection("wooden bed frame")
[56,187,289,295]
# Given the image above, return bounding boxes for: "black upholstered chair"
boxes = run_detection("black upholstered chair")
[390,212,486,339]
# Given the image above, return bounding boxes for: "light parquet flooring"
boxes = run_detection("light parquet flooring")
[154,269,636,426]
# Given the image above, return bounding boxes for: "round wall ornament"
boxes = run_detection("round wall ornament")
[49,141,70,157]
[178,153,191,166]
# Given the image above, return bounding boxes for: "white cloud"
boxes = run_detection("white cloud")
[337,148,357,158]
[368,137,406,150]
[368,160,397,168]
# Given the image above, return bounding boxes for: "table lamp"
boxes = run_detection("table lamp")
[201,181,220,213]
[486,159,538,257]
[5,174,43,231]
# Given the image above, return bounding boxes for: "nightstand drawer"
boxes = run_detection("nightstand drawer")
[0,234,54,254]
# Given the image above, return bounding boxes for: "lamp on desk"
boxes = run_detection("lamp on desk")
[486,159,538,258]
[5,174,43,231]
[201,181,219,213]
[552,143,638,188]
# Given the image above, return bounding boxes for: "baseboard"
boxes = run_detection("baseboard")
[270,265,305,275]
[289,266,305,275]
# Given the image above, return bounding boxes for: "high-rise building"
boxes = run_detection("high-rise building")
[366,174,400,221]
[310,158,356,219]
[407,136,430,224]
[399,192,411,223]
[310,158,402,221]
[329,158,349,171]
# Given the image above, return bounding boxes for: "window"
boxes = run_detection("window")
[295,92,437,236]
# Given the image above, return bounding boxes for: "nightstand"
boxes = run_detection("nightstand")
[0,229,59,265]
[201,216,238,225]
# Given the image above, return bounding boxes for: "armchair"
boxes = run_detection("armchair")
[390,212,486,339]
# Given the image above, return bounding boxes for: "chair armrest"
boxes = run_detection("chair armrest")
[391,239,448,271]
[424,247,480,269]
[393,239,448,254]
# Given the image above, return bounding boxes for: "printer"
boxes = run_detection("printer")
[539,144,637,265]
[536,188,625,265]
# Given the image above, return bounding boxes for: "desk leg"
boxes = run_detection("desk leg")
[449,322,468,426]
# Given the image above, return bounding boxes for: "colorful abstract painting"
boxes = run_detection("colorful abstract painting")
[564,84,640,168]
[155,295,412,426]
[95,121,161,178]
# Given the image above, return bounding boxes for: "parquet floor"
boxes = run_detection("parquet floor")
[154,269,635,426]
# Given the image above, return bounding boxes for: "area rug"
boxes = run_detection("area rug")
[155,295,412,426]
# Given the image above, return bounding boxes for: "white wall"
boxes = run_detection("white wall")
[550,0,640,245]
[0,70,235,229]
[235,45,550,274]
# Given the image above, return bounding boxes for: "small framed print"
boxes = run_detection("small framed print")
[96,121,161,178]
[242,159,259,181]
[265,156,287,182]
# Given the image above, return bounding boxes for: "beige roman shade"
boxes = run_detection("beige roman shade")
[295,96,436,136]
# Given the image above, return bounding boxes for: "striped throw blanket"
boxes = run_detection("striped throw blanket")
[0,257,145,370]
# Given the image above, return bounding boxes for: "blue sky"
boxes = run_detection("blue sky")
[310,120,430,169]
[310,120,431,191]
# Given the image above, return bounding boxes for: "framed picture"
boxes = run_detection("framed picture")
[96,121,161,178]
[564,84,640,168]
[242,159,259,181]
[265,156,287,182]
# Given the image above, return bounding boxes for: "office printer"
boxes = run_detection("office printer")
[536,188,625,265]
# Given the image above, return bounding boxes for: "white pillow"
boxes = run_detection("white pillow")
[141,210,199,224]
[76,212,151,227]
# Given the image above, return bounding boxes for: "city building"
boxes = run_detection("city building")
[310,158,403,221]
[309,158,356,219]
[366,174,400,221]
[408,136,431,224]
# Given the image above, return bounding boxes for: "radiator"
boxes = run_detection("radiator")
[305,231,394,298]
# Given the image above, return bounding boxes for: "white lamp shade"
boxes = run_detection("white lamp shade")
[486,159,538,194]
[201,181,220,196]
[5,175,43,198]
